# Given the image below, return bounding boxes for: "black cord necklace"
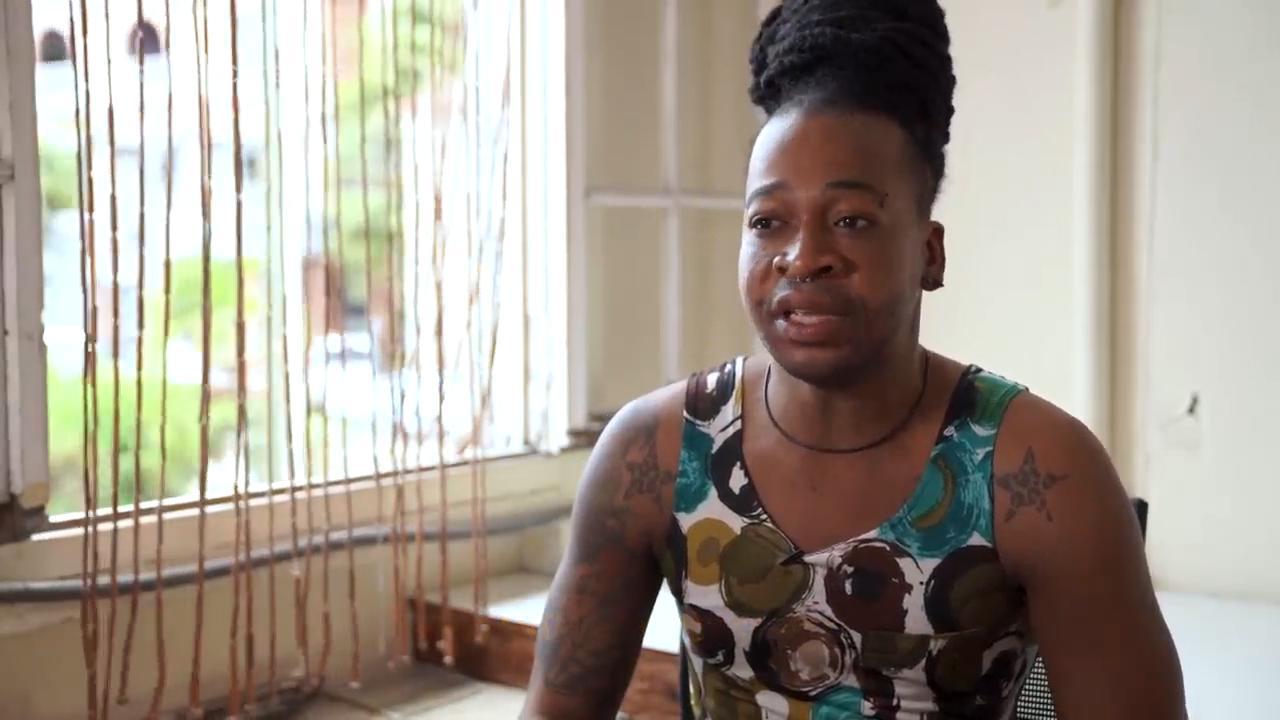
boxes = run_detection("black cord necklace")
[764,352,932,454]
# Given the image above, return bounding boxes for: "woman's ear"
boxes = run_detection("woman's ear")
[922,221,946,292]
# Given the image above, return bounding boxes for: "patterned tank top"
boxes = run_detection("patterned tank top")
[658,357,1039,719]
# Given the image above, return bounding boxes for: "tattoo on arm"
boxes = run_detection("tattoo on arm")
[532,417,672,700]
[535,567,638,695]
[996,447,1068,522]
[621,421,676,502]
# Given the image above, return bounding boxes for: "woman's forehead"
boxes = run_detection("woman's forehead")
[747,108,914,189]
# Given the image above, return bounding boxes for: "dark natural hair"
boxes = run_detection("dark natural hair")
[748,0,956,207]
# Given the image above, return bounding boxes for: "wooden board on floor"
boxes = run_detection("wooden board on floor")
[411,601,680,717]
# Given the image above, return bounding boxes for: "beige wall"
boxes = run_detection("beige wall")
[0,452,586,719]
[1,536,521,719]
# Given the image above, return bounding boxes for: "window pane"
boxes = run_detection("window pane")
[584,1,663,193]
[585,205,666,414]
[676,0,761,196]
[35,0,535,515]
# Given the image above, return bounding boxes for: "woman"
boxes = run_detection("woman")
[524,1,1185,717]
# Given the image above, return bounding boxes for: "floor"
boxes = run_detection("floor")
[296,572,683,718]
[300,664,526,719]
[1155,590,1280,719]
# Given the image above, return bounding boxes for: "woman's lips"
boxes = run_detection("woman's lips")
[777,309,847,343]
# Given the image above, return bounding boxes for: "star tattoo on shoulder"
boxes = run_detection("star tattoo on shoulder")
[996,447,1068,522]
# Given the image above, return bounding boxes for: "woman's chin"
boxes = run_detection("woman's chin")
[762,340,871,389]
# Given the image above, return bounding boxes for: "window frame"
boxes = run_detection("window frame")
[0,0,52,532]
[0,0,569,541]
[564,0,771,422]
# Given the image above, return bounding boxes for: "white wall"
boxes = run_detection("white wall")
[938,0,1280,601]
[927,0,1110,437]
[1125,0,1280,602]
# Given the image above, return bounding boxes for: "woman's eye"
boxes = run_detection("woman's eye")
[835,216,871,231]
[748,216,777,231]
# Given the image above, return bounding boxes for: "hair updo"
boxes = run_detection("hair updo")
[748,0,956,206]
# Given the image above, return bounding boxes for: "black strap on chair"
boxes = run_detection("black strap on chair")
[1132,497,1149,537]
[679,645,694,719]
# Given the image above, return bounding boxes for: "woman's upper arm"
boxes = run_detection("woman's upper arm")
[994,393,1186,720]
[523,388,683,719]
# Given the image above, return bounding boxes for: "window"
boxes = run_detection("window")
[568,0,764,418]
[1,0,568,524]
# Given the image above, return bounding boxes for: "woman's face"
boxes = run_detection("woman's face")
[739,107,945,387]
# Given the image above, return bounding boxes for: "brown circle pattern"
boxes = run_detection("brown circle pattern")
[745,609,856,701]
[924,544,1019,633]
[684,603,737,668]
[701,666,766,720]
[720,523,812,618]
[823,539,918,633]
[710,428,765,519]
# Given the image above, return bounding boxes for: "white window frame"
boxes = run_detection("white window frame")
[563,0,773,424]
[0,0,567,535]
[0,0,51,518]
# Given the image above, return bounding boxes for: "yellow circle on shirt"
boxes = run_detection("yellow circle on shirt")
[686,517,738,586]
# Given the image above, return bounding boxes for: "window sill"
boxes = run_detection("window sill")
[0,449,589,587]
